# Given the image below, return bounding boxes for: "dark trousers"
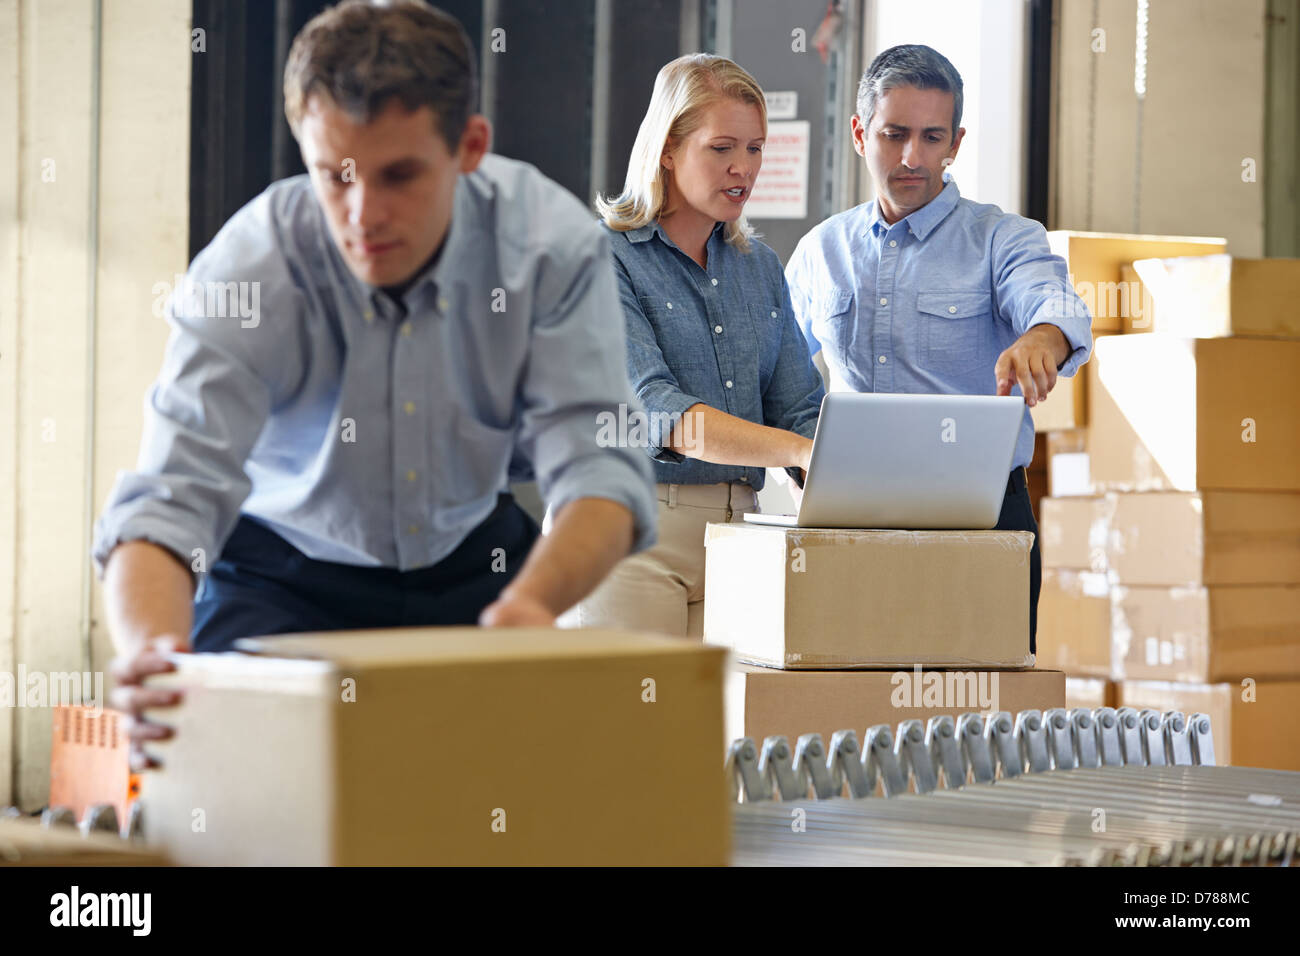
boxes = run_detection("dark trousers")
[191,494,540,653]
[993,467,1041,656]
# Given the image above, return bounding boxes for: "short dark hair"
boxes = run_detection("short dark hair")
[284,0,478,148]
[857,44,963,141]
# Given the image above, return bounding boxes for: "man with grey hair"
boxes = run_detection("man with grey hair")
[785,44,1093,653]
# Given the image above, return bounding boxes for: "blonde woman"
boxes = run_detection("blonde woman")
[560,54,825,638]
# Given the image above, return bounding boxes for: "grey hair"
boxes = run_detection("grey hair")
[855,44,963,141]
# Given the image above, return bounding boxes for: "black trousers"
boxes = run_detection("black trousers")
[993,467,1041,655]
[190,494,540,653]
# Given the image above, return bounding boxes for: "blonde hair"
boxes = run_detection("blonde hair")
[597,54,766,251]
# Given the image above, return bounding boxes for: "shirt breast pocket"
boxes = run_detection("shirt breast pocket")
[916,290,994,377]
[814,288,856,364]
[445,408,515,506]
[637,296,713,371]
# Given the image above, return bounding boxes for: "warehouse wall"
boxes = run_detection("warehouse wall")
[0,0,189,809]
[1054,0,1268,255]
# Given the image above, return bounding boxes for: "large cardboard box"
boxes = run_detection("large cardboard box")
[1036,569,1112,677]
[1118,679,1300,770]
[142,628,730,866]
[1111,585,1300,683]
[1046,231,1228,332]
[1046,429,1091,497]
[1029,360,1089,431]
[726,664,1065,748]
[1039,496,1107,571]
[703,523,1035,669]
[1127,255,1300,338]
[1065,676,1115,711]
[1105,491,1300,587]
[1029,335,1113,433]
[1088,335,1300,492]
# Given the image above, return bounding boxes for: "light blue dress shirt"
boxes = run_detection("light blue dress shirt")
[612,221,824,489]
[92,154,657,576]
[785,178,1093,470]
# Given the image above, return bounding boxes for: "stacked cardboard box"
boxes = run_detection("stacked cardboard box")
[1034,242,1300,769]
[703,523,1065,746]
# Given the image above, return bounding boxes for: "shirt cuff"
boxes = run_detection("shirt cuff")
[545,459,659,555]
[1026,317,1092,378]
[91,509,207,583]
[640,388,706,464]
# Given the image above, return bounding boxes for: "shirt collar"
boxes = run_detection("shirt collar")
[625,218,728,248]
[866,175,960,241]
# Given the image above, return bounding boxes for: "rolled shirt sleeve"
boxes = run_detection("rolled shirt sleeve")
[992,216,1094,377]
[515,225,659,554]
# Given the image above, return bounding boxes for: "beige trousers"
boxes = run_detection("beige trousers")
[557,482,760,639]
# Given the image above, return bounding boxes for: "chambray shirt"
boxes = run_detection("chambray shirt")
[611,221,824,489]
[92,154,657,576]
[786,178,1093,470]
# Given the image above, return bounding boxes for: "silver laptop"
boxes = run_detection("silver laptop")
[744,392,1025,530]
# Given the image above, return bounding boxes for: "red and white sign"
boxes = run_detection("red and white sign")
[747,120,810,221]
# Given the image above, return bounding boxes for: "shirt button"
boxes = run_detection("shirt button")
[363,309,374,322]
[666,301,673,309]
[438,298,449,311]
[949,305,957,313]
[714,325,723,334]
[725,380,734,389]
[404,401,416,415]
[401,323,412,337]
[880,297,888,306]
[710,278,718,286]
[407,524,419,535]
[889,240,898,247]
[878,355,887,364]
[406,469,417,482]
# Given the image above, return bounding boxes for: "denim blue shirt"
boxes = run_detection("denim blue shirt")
[92,154,657,575]
[785,178,1093,470]
[610,221,824,489]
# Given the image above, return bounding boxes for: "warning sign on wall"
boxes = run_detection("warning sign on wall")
[746,120,810,221]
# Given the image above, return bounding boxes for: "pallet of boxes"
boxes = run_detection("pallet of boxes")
[1035,232,1300,770]
[702,517,1065,765]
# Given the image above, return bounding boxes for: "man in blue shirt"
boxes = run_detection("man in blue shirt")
[786,44,1093,654]
[95,0,656,765]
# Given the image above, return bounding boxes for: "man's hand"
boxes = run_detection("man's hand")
[479,589,556,627]
[994,324,1072,406]
[108,635,188,772]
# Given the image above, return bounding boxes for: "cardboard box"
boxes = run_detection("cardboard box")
[1037,569,1112,677]
[1046,429,1091,496]
[1029,335,1114,433]
[1088,335,1300,492]
[142,628,730,866]
[1111,585,1300,683]
[1065,676,1115,711]
[703,523,1035,669]
[1029,362,1088,431]
[1046,231,1228,332]
[1105,491,1300,587]
[1128,255,1300,339]
[1039,496,1107,571]
[726,664,1065,748]
[1118,679,1300,770]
